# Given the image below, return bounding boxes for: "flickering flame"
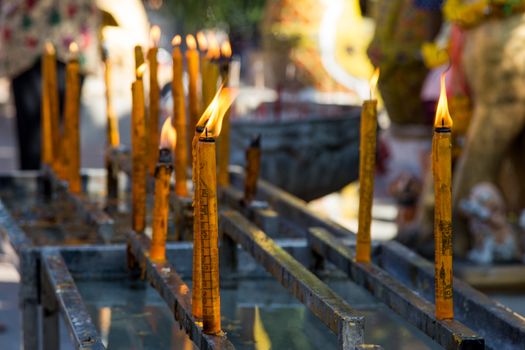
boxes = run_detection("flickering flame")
[196,31,208,51]
[171,35,182,47]
[434,73,453,129]
[221,41,232,58]
[150,25,161,46]
[206,33,220,59]
[69,42,79,54]
[136,63,147,79]
[45,41,55,55]
[186,35,197,50]
[160,117,177,150]
[369,67,380,100]
[200,86,239,138]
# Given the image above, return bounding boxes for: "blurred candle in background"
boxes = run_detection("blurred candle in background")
[148,25,161,176]
[172,35,190,197]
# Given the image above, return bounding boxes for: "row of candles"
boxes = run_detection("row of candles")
[40,26,454,335]
[356,70,454,320]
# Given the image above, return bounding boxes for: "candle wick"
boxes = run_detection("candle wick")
[205,127,208,138]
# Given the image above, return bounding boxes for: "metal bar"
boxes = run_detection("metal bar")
[220,210,366,350]
[41,249,106,349]
[0,199,32,255]
[307,227,484,350]
[127,232,236,350]
[43,167,114,243]
[228,168,352,238]
[380,241,525,350]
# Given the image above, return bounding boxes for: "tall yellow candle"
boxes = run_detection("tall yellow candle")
[171,35,190,197]
[148,25,161,176]
[46,43,60,173]
[356,68,379,263]
[102,46,119,148]
[63,43,81,193]
[433,73,454,320]
[150,118,176,262]
[217,41,232,187]
[186,34,200,152]
[197,32,209,112]
[205,35,220,109]
[244,135,261,204]
[131,63,147,233]
[192,87,237,328]
[41,43,54,166]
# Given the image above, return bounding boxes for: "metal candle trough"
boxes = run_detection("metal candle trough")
[0,167,525,350]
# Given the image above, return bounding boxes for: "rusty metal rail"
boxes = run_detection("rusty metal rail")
[127,232,235,350]
[43,167,114,242]
[307,227,484,350]
[220,210,372,350]
[40,249,105,350]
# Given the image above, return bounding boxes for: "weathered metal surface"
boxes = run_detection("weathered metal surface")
[127,232,236,350]
[0,199,32,254]
[307,227,484,350]
[41,249,105,349]
[229,112,361,201]
[220,210,367,349]
[43,167,114,242]
[228,169,354,238]
[379,240,525,350]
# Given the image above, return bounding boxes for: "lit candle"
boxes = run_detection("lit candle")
[186,34,200,153]
[63,42,81,193]
[197,31,209,112]
[41,43,54,166]
[132,63,147,233]
[191,91,219,322]
[204,34,220,109]
[102,45,119,148]
[134,45,145,70]
[171,35,190,197]
[433,73,454,320]
[193,87,237,332]
[148,25,161,176]
[356,68,380,263]
[217,40,232,187]
[244,135,261,204]
[150,118,176,262]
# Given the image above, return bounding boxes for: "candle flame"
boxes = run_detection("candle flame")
[150,25,161,46]
[206,33,220,59]
[196,31,208,51]
[160,117,177,150]
[186,34,197,50]
[45,41,55,55]
[221,41,232,58]
[69,42,79,54]
[434,73,453,129]
[171,35,182,47]
[136,63,147,79]
[199,86,239,138]
[369,68,380,100]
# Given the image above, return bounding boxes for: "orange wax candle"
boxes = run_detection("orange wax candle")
[192,88,236,326]
[131,63,147,233]
[356,68,379,263]
[46,43,60,173]
[63,43,81,193]
[196,32,209,112]
[217,40,232,187]
[150,118,176,262]
[171,35,190,197]
[186,34,200,154]
[204,35,220,109]
[41,43,54,166]
[244,135,261,204]
[433,73,454,320]
[148,25,161,176]
[102,46,119,148]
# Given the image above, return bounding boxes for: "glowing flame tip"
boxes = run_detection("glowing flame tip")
[172,35,182,47]
[69,42,79,54]
[45,41,55,55]
[434,73,453,129]
[369,68,380,100]
[150,25,161,46]
[136,63,147,79]
[186,35,197,50]
[198,86,239,138]
[160,117,177,150]
[221,41,232,58]
[196,31,208,51]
